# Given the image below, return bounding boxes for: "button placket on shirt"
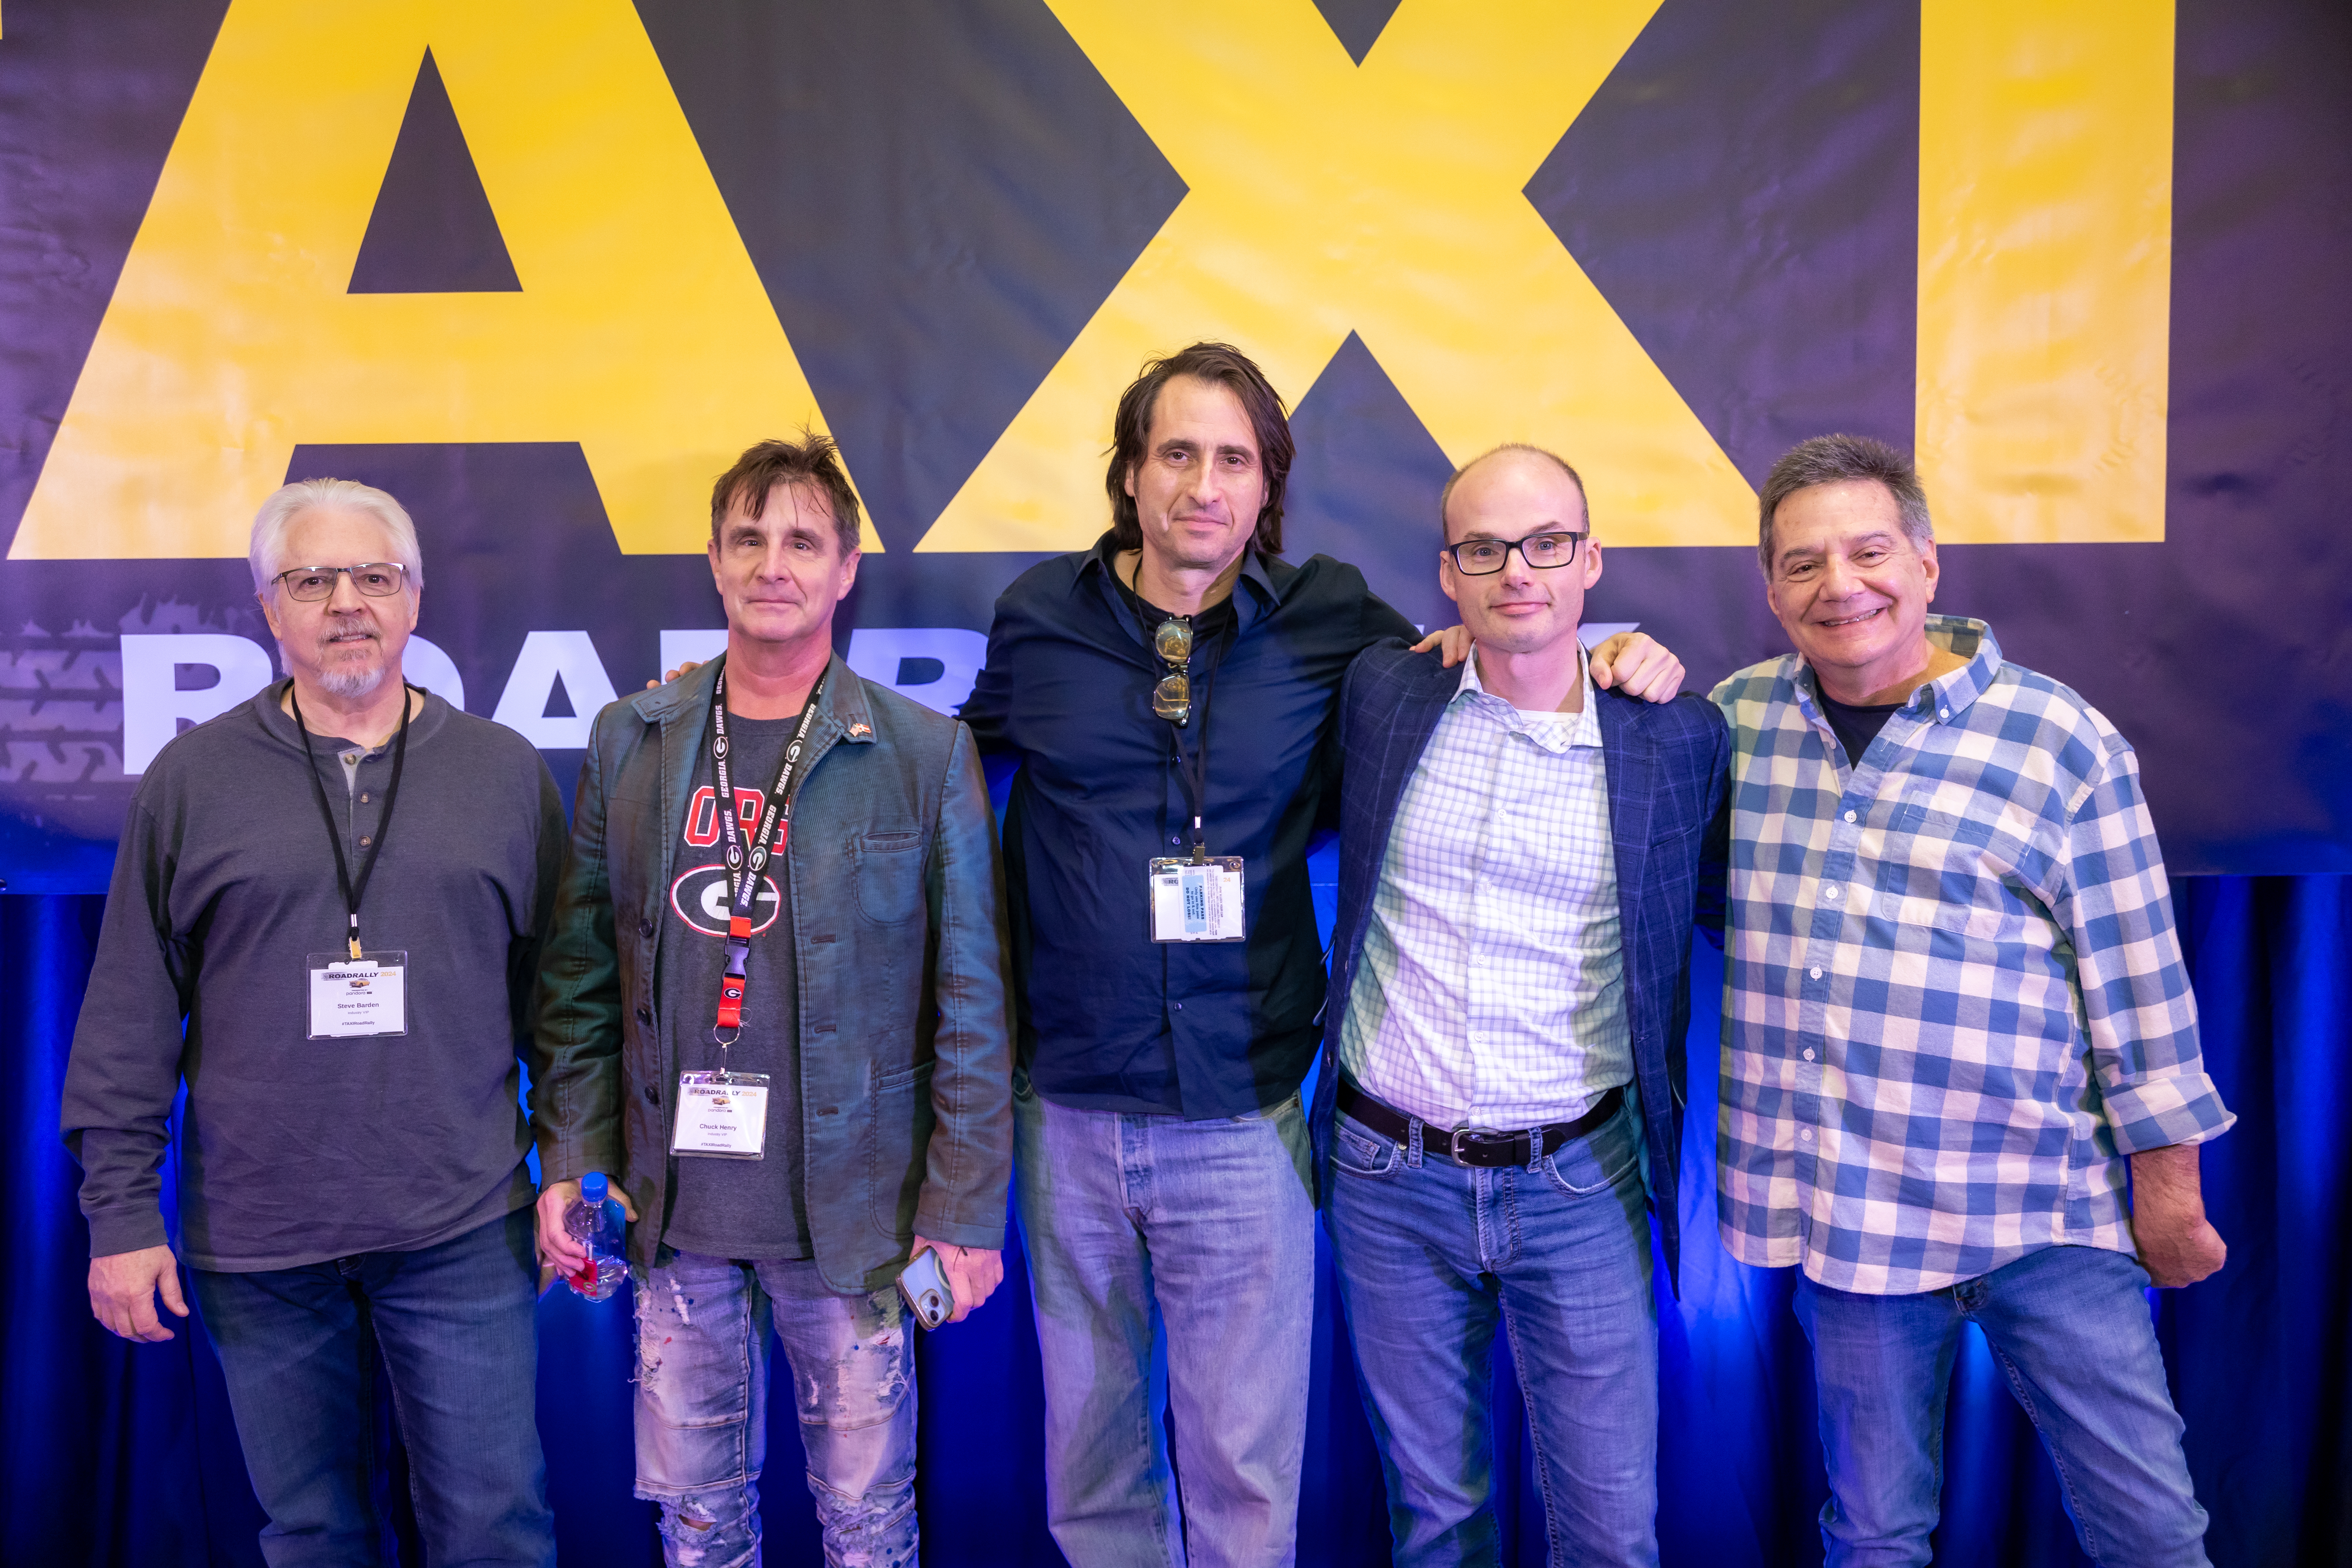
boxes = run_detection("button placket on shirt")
[1793,707,1911,1206]
[345,748,387,858]
[1791,693,1945,1229]
[1462,708,1509,1124]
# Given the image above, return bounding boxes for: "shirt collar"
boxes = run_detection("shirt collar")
[254,678,447,754]
[1455,644,1602,753]
[1791,614,2004,730]
[1080,532,1278,606]
[1080,532,1283,649]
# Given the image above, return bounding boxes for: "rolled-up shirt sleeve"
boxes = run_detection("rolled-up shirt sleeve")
[2055,737,2234,1155]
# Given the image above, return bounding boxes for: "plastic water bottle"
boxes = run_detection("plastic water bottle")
[563,1172,628,1301]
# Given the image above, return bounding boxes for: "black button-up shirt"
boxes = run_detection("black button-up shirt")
[962,534,1418,1118]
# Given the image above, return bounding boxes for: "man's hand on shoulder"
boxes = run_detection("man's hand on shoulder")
[646,659,704,691]
[1406,626,1474,668]
[2129,1143,2228,1288]
[89,1245,187,1342]
[911,1235,1004,1324]
[1590,632,1684,702]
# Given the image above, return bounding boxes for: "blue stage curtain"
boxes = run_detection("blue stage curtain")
[4,877,2345,1566]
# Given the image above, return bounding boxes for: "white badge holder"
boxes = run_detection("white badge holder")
[306,952,410,1038]
[671,1070,771,1159]
[1148,857,1247,942]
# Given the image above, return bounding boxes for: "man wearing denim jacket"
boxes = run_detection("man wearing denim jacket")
[531,435,1015,1566]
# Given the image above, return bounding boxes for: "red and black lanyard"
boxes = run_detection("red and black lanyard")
[705,662,826,1042]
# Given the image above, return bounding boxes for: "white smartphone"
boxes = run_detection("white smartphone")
[896,1246,955,1330]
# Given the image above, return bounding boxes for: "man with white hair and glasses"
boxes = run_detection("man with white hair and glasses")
[62,478,567,1566]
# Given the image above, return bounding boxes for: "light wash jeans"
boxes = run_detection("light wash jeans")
[633,1251,916,1568]
[1013,1076,1317,1568]
[1796,1243,2211,1567]
[1323,1098,1659,1568]
[189,1206,554,1568]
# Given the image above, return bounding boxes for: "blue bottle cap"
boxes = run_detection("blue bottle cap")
[581,1172,608,1201]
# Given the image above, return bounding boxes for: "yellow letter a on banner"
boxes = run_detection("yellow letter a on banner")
[11,0,873,559]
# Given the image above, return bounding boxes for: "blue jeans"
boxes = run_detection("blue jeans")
[1324,1098,1659,1568]
[1013,1078,1317,1568]
[187,1205,554,1568]
[1796,1244,2211,1567]
[633,1250,916,1568]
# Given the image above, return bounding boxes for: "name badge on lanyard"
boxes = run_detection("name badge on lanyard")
[676,662,826,1160]
[307,952,410,1038]
[671,1069,771,1158]
[1148,857,1246,942]
[289,682,415,1040]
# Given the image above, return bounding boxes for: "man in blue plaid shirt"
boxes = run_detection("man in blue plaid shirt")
[1710,435,2233,1568]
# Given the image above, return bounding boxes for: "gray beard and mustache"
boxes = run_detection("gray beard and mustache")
[307,628,389,697]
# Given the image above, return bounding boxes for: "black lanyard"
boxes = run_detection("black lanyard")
[1116,572,1235,862]
[1165,627,1232,861]
[706,662,828,1043]
[289,682,414,959]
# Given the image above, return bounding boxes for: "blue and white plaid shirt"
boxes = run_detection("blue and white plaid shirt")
[1710,616,2232,1294]
[1338,652,1630,1129]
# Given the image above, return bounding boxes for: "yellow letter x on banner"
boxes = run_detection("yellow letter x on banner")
[916,0,1754,552]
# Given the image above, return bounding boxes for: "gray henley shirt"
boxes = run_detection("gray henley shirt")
[61,681,567,1271]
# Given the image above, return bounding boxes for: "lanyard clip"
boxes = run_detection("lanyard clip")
[348,936,362,960]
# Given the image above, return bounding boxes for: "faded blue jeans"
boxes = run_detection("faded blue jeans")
[1796,1244,2211,1567]
[633,1252,916,1568]
[1323,1097,1659,1568]
[1014,1076,1317,1568]
[188,1206,554,1568]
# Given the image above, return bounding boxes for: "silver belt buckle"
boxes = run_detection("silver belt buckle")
[1448,1124,1504,1161]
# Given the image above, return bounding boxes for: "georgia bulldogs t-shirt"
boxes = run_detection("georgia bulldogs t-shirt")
[656,710,812,1261]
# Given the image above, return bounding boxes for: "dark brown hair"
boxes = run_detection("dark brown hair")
[1756,434,1931,576]
[1105,342,1293,556]
[709,433,862,557]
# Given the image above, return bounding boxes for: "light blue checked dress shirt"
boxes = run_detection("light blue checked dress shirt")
[1710,616,2233,1294]
[1338,652,1631,1130]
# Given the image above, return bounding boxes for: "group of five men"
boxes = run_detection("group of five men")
[65,341,2230,1568]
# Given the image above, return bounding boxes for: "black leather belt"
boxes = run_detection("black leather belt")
[1337,1078,1624,1168]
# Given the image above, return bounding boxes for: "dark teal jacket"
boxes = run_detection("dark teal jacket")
[530,653,1014,1293]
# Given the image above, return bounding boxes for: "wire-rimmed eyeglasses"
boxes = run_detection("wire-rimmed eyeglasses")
[271,563,410,601]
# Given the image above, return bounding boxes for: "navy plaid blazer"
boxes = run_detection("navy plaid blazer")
[1311,641,1730,1290]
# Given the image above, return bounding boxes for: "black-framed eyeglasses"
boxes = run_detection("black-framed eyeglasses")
[1151,616,1194,725]
[1442,531,1587,575]
[271,563,410,601]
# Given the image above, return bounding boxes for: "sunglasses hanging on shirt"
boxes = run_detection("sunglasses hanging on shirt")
[1130,582,1245,944]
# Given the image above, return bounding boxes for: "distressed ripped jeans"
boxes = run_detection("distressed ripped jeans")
[633,1251,917,1568]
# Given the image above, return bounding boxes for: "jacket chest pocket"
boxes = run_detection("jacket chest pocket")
[853,827,927,925]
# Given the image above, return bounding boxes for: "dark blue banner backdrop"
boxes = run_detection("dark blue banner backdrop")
[0,0,2347,881]
[2,0,2348,1564]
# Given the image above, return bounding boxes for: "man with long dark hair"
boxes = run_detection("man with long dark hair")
[962,344,1681,1566]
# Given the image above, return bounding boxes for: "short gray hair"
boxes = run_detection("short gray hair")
[1757,434,1931,576]
[1438,443,1589,541]
[249,478,424,594]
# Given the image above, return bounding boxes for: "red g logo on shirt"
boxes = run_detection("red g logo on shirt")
[668,864,783,936]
